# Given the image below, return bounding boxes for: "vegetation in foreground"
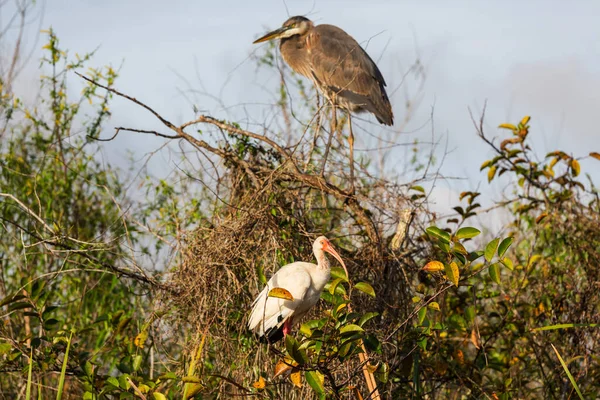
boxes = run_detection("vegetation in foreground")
[1,10,599,400]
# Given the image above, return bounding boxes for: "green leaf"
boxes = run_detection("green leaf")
[358,312,379,327]
[107,377,120,388]
[418,307,427,325]
[339,324,364,335]
[465,306,476,324]
[532,323,599,332]
[485,238,500,262]
[153,393,168,400]
[455,227,481,239]
[330,267,349,282]
[354,282,375,297]
[56,331,74,400]
[502,257,514,271]
[0,341,12,355]
[551,344,584,400]
[426,226,451,243]
[497,237,514,258]
[305,370,325,395]
[410,185,425,193]
[444,262,459,286]
[0,293,26,308]
[328,278,344,295]
[489,263,501,285]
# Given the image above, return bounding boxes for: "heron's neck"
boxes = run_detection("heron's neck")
[315,250,330,271]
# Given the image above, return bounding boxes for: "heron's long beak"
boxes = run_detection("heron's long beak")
[253,26,289,44]
[323,242,349,280]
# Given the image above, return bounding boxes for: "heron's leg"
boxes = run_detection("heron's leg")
[347,111,355,194]
[320,105,337,175]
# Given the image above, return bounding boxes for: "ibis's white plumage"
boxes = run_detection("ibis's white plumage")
[248,236,347,342]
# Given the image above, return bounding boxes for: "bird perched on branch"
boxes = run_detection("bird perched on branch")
[248,236,347,343]
[253,16,393,189]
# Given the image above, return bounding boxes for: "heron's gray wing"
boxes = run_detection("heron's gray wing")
[308,24,393,125]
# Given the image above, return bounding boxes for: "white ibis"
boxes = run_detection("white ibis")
[248,236,348,343]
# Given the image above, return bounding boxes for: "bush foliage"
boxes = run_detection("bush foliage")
[1,21,599,400]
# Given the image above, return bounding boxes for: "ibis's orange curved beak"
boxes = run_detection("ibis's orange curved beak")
[323,240,349,280]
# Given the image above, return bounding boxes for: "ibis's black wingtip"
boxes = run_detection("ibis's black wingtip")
[255,325,284,344]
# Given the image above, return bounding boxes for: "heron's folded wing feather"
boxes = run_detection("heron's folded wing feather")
[308,25,393,125]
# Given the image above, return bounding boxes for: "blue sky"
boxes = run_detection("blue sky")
[6,0,600,213]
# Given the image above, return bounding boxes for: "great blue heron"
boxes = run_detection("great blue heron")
[253,16,394,189]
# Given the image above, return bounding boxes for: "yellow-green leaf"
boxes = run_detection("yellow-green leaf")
[498,123,517,131]
[428,302,440,311]
[305,371,325,395]
[489,263,501,284]
[456,227,481,239]
[153,393,167,400]
[340,324,364,335]
[520,116,531,125]
[488,165,497,182]
[354,282,375,298]
[445,262,460,286]
[485,238,500,262]
[570,159,581,176]
[268,288,294,301]
[480,160,492,170]
[502,257,514,271]
[498,237,513,258]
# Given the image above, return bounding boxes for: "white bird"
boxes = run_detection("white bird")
[248,236,348,343]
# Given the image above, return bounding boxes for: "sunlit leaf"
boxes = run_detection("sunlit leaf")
[488,165,497,182]
[498,123,517,131]
[340,324,364,335]
[489,263,501,284]
[485,238,499,262]
[134,330,148,349]
[498,237,513,258]
[330,267,349,282]
[502,257,514,271]
[290,369,302,388]
[305,371,325,395]
[252,376,266,390]
[445,262,459,286]
[428,302,440,311]
[422,261,444,273]
[354,282,375,298]
[268,288,293,301]
[426,226,451,243]
[570,159,581,176]
[152,393,167,400]
[274,359,293,378]
[456,227,481,239]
